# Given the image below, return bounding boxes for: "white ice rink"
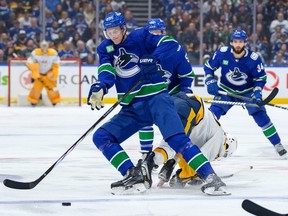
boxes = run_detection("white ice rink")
[0,104,288,216]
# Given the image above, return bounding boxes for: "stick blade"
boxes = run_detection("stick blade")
[257,88,279,106]
[3,179,36,190]
[242,199,284,216]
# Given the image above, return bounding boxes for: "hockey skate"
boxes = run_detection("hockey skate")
[169,169,204,188]
[111,166,146,195]
[157,158,176,187]
[201,173,231,196]
[274,143,287,159]
[140,151,155,189]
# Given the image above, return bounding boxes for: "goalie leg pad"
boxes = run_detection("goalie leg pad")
[47,89,61,105]
[27,79,44,104]
[40,75,56,90]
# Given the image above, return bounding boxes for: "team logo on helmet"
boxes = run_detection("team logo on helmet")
[146,18,166,31]
[103,12,126,30]
[230,30,248,41]
[114,48,140,78]
[226,67,248,86]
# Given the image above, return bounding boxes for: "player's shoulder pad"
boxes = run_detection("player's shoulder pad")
[47,48,58,56]
[128,27,147,41]
[33,48,42,55]
[249,51,259,61]
[219,46,229,52]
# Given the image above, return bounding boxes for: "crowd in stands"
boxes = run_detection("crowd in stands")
[161,0,288,66]
[0,0,288,66]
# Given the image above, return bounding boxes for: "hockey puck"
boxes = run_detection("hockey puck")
[62,202,71,206]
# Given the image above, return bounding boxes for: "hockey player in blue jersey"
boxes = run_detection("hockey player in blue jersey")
[88,12,229,195]
[204,29,287,158]
[138,18,194,156]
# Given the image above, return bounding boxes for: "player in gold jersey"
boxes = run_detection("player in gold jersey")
[26,40,61,106]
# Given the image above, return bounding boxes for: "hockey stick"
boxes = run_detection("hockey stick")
[220,166,253,179]
[3,79,143,190]
[204,100,259,107]
[242,199,288,216]
[218,87,279,106]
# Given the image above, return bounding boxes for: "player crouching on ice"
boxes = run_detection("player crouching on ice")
[88,12,230,196]
[26,40,61,106]
[138,92,238,188]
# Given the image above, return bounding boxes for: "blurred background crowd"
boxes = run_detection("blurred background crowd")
[0,0,287,66]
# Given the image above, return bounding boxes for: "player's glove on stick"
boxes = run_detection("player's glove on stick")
[252,88,262,103]
[88,82,108,110]
[205,76,219,96]
[140,55,158,81]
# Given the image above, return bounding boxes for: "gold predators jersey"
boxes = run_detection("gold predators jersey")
[27,48,60,75]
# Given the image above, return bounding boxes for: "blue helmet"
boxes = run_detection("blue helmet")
[103,12,126,30]
[146,18,166,31]
[230,30,248,41]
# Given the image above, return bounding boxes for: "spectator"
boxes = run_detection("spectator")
[25,17,42,40]
[76,40,90,64]
[46,21,61,42]
[166,0,183,17]
[86,32,97,54]
[83,3,96,25]
[31,1,40,18]
[270,12,288,33]
[270,52,288,66]
[19,39,36,58]
[0,49,4,62]
[86,53,95,64]
[74,13,89,36]
[124,10,138,34]
[4,41,17,61]
[0,0,11,21]
[202,0,219,15]
[14,30,28,52]
[53,4,63,20]
[65,20,76,40]
[71,32,81,49]
[9,20,24,41]
[270,25,283,44]
[0,20,7,34]
[45,9,56,28]
[0,33,9,49]
[58,11,72,29]
[68,1,82,19]
[82,21,96,42]
[46,0,60,12]
[18,10,32,28]
[58,40,74,58]
[184,0,198,14]
[110,0,126,12]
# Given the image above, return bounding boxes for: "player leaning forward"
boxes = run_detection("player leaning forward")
[87,12,230,196]
[26,40,61,106]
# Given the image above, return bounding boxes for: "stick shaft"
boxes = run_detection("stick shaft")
[3,79,142,190]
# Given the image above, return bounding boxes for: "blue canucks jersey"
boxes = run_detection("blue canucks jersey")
[204,46,267,94]
[154,43,194,94]
[97,27,180,105]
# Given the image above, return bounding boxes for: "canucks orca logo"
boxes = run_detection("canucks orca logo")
[157,64,171,83]
[226,67,248,86]
[114,48,140,78]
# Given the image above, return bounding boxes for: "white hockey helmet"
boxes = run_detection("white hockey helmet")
[223,133,238,158]
[40,40,49,53]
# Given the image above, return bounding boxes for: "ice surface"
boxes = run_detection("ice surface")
[0,104,287,216]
